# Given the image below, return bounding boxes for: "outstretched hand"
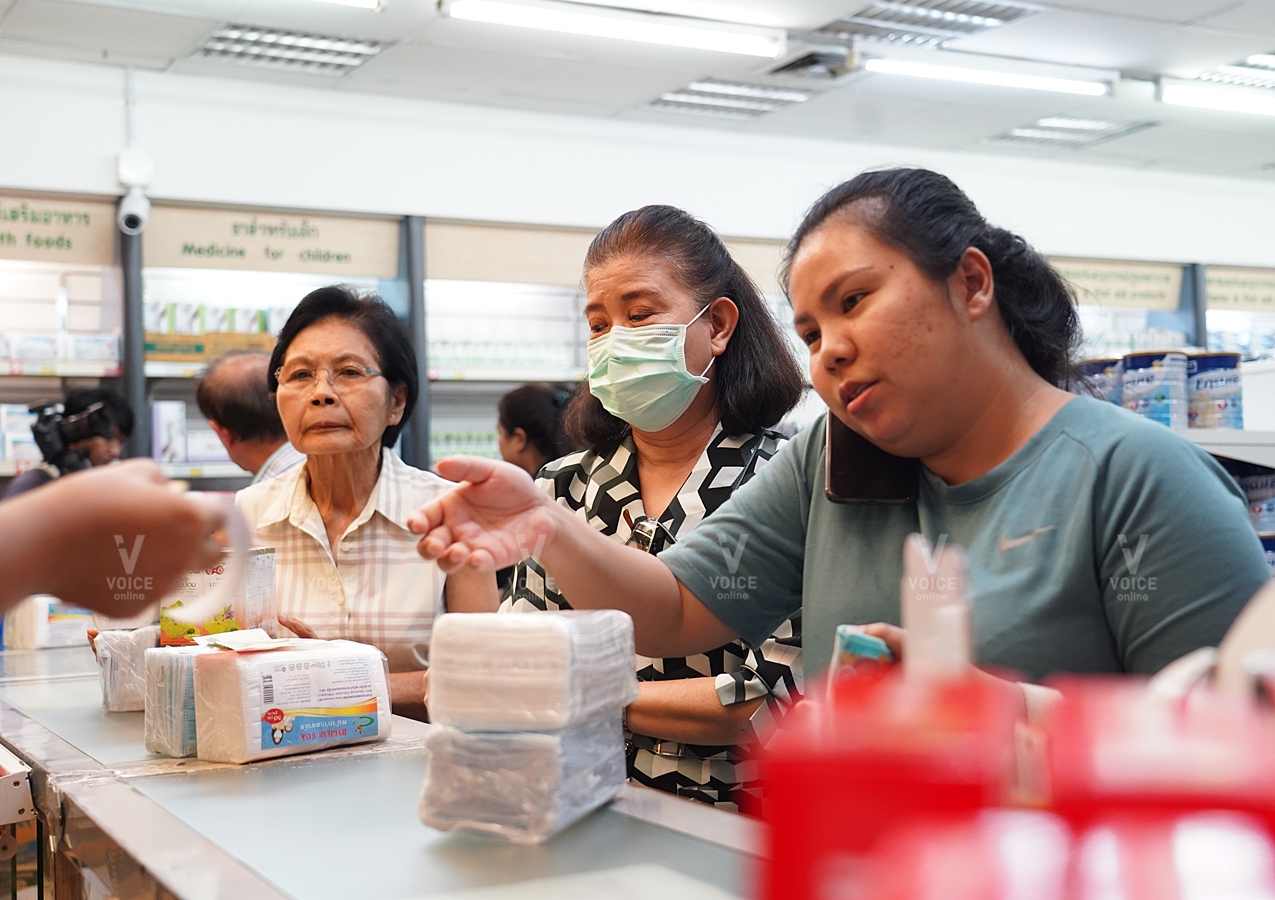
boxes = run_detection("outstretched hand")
[408,456,559,573]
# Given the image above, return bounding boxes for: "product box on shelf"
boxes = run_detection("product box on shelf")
[185,429,232,463]
[4,435,41,466]
[159,547,277,646]
[7,333,61,361]
[144,333,207,363]
[64,332,120,362]
[204,332,276,357]
[0,404,36,437]
[151,401,186,463]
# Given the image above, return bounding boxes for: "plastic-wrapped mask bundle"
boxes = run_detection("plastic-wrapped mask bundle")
[419,713,625,844]
[428,611,639,730]
[193,639,391,764]
[144,645,214,757]
[96,626,161,712]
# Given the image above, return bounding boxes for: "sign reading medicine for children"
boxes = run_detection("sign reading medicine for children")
[1049,257,1183,310]
[145,206,399,278]
[0,194,116,265]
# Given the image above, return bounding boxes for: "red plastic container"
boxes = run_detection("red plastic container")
[757,671,1019,900]
[867,810,1071,900]
[1070,812,1275,900]
[1048,678,1275,832]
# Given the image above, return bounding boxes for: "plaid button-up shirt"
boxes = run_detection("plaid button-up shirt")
[236,448,448,672]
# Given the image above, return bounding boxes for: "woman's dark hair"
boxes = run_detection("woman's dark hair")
[65,388,134,438]
[781,167,1079,387]
[567,205,804,452]
[498,383,576,461]
[268,285,417,448]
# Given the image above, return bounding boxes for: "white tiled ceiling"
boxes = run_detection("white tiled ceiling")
[0,0,1273,179]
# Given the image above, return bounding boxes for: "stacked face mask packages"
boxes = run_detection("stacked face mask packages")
[97,626,162,712]
[420,611,640,844]
[144,645,213,757]
[193,636,392,764]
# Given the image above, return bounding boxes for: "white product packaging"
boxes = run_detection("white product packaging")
[151,401,187,463]
[3,596,94,649]
[64,332,120,362]
[7,333,60,360]
[144,645,214,756]
[160,547,276,645]
[193,639,391,764]
[419,712,626,844]
[428,611,639,731]
[900,533,971,679]
[0,404,36,436]
[96,626,161,712]
[184,429,232,463]
[3,435,41,466]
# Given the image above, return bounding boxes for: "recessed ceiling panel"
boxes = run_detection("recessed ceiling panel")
[0,0,219,60]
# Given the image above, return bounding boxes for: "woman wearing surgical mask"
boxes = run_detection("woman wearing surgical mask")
[500,205,806,811]
[414,169,1266,736]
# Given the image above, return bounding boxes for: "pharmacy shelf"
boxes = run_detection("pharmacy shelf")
[0,361,121,378]
[145,361,207,378]
[1185,430,1275,468]
[428,367,584,382]
[159,461,250,479]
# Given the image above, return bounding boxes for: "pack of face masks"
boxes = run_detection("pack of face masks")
[144,645,214,757]
[193,638,391,764]
[418,712,625,844]
[428,611,639,730]
[5,595,95,649]
[96,626,162,712]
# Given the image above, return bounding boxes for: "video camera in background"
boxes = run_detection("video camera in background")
[29,400,115,475]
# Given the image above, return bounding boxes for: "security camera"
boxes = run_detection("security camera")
[117,185,150,236]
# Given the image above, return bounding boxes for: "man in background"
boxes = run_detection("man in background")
[196,352,304,484]
[2,388,134,498]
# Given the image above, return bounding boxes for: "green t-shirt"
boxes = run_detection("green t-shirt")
[660,396,1269,681]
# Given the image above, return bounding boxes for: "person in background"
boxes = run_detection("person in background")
[2,388,134,498]
[197,351,305,484]
[494,383,577,591]
[496,383,576,477]
[500,206,805,811]
[236,286,498,720]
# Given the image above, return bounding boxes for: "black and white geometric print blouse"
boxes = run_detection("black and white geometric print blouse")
[500,424,803,813]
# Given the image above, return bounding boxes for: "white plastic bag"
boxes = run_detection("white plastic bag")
[96,626,161,712]
[428,611,639,730]
[419,712,625,843]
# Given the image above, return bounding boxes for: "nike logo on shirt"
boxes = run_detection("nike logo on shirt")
[998,525,1057,552]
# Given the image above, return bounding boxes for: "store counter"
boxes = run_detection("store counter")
[0,647,756,899]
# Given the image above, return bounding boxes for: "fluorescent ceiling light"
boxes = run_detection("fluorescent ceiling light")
[191,25,386,74]
[1160,79,1275,117]
[440,0,785,58]
[988,116,1153,149]
[643,79,811,118]
[863,56,1111,95]
[1246,53,1275,69]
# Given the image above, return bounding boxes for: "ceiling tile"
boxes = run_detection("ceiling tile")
[951,9,1269,76]
[1044,0,1248,23]
[1196,0,1275,38]
[1,0,218,60]
[350,42,553,98]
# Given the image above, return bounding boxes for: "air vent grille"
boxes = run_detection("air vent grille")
[808,0,1039,49]
[644,80,814,119]
[191,24,388,75]
[987,117,1155,149]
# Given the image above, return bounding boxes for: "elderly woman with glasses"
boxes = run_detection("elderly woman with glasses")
[236,286,497,719]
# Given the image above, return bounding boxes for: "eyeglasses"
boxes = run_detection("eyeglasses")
[275,364,385,394]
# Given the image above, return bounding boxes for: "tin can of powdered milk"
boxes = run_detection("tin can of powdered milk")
[1187,352,1243,429]
[1079,358,1123,406]
[1122,351,1188,429]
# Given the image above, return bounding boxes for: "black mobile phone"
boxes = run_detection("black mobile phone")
[824,414,920,504]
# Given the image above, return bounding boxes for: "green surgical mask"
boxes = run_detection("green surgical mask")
[586,304,714,432]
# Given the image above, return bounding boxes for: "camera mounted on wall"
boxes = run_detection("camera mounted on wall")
[29,401,115,475]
